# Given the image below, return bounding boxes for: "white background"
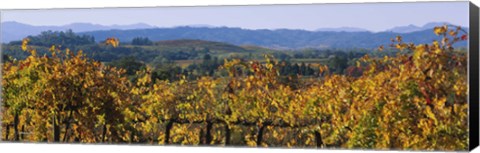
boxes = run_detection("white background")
[0,0,479,153]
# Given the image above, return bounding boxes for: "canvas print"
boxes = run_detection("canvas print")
[0,1,476,151]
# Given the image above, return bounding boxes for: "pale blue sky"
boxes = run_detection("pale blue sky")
[0,1,469,32]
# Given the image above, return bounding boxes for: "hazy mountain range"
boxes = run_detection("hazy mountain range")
[315,27,369,32]
[385,22,454,33]
[1,21,156,43]
[1,21,468,49]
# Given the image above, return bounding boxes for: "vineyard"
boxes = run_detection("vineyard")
[1,26,469,151]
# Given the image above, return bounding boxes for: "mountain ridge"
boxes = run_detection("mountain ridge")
[315,27,369,32]
[385,22,455,33]
[78,26,468,49]
[1,21,156,42]
[2,21,467,43]
[1,21,468,49]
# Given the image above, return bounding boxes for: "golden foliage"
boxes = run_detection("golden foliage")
[2,26,469,151]
[105,37,120,47]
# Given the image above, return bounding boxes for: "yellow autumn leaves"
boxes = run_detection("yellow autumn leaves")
[3,38,133,143]
[2,26,469,151]
[434,26,447,36]
[21,38,30,51]
[105,37,120,47]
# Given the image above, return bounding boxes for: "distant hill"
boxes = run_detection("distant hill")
[154,39,250,53]
[315,27,369,32]
[80,26,468,49]
[1,21,156,42]
[384,22,460,33]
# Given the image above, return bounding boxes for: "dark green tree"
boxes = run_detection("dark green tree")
[131,37,153,45]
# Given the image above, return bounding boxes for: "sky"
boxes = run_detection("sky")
[0,1,469,32]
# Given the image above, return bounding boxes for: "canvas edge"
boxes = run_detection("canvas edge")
[469,1,479,151]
